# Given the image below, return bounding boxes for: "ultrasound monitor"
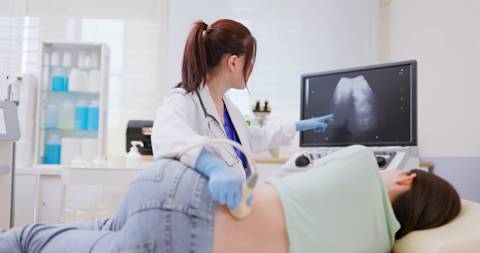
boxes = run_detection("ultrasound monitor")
[300,60,417,147]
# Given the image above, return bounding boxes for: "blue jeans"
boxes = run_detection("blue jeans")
[0,159,216,253]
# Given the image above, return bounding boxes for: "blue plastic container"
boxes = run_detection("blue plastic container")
[44,135,61,164]
[51,75,65,92]
[64,77,69,92]
[87,101,99,131]
[51,67,69,92]
[75,100,89,130]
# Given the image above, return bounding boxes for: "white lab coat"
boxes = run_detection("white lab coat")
[151,84,296,181]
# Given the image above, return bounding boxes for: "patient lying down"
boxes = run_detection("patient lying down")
[0,146,460,253]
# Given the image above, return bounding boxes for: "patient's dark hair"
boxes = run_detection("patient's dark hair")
[392,169,461,239]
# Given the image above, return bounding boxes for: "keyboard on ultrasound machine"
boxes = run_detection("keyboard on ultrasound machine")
[281,149,396,170]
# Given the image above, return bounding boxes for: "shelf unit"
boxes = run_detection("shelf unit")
[34,42,110,165]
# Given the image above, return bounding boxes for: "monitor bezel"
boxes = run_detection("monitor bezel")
[0,101,21,142]
[300,60,417,147]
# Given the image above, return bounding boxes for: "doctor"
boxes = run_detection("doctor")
[152,19,333,210]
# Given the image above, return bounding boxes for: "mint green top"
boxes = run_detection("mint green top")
[268,145,400,253]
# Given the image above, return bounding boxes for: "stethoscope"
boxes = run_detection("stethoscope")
[195,90,253,176]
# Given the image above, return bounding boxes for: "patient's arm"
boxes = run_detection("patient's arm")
[213,183,289,253]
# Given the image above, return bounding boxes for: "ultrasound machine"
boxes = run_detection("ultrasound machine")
[282,60,418,171]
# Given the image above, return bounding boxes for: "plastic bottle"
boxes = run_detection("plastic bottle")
[71,51,86,93]
[126,141,143,168]
[88,52,100,93]
[44,135,61,164]
[74,100,88,130]
[82,55,92,93]
[62,52,72,92]
[44,104,59,129]
[50,51,63,91]
[59,101,74,130]
[87,100,99,131]
[88,69,100,93]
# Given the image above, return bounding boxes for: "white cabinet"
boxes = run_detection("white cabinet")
[13,173,36,227]
[36,174,64,224]
[13,167,63,226]
[35,42,110,166]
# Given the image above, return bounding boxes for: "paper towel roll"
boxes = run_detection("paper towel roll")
[81,138,98,161]
[61,137,82,166]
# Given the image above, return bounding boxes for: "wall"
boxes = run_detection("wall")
[382,0,480,201]
[167,0,381,125]
[0,0,25,93]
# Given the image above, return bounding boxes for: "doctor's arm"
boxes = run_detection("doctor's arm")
[246,114,334,153]
[295,114,334,132]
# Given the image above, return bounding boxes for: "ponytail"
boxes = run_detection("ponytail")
[179,19,257,93]
[180,21,208,93]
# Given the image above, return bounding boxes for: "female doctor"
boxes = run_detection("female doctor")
[152,19,333,211]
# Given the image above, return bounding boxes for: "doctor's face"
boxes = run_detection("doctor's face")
[226,54,253,90]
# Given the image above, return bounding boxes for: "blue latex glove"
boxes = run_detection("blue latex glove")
[195,149,243,210]
[246,193,254,207]
[295,114,334,133]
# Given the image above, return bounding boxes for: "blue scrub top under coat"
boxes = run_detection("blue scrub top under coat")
[223,104,251,178]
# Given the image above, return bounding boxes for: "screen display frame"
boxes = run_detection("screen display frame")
[0,101,21,142]
[0,108,6,135]
[300,60,417,147]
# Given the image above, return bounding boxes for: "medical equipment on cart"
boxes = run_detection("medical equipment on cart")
[288,60,419,171]
[0,100,21,229]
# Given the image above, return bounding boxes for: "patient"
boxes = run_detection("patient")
[0,146,460,253]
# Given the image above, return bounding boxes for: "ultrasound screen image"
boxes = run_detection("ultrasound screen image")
[301,62,417,146]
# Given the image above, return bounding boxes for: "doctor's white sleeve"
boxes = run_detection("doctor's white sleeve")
[246,123,296,153]
[151,93,207,169]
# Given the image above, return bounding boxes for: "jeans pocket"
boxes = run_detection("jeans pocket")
[132,160,169,183]
[112,240,155,253]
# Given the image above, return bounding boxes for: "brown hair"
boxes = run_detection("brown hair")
[179,19,257,93]
[392,169,461,239]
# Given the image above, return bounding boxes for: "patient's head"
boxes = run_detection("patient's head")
[381,169,461,239]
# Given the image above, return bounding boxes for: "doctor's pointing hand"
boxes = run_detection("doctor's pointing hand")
[152,19,333,210]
